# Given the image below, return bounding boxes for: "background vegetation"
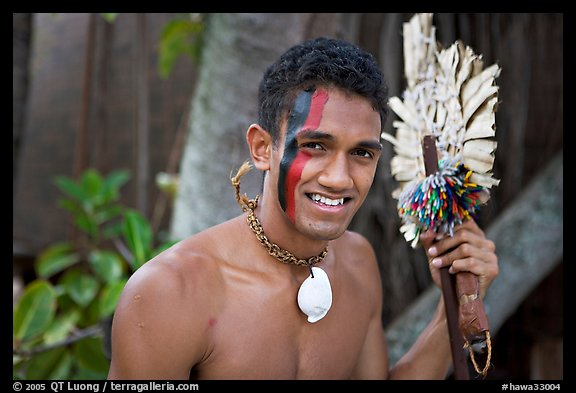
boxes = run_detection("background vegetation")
[13,13,563,380]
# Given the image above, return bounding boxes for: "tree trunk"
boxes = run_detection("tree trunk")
[170,13,341,239]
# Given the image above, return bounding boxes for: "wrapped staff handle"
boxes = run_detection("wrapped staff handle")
[456,271,491,375]
[423,135,491,378]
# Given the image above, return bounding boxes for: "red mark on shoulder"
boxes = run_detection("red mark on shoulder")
[208,317,217,328]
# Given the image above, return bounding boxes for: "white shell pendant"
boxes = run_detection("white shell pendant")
[297,267,332,323]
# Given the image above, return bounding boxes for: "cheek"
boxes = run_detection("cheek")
[356,167,378,196]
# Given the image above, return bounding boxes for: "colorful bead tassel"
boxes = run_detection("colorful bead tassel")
[398,161,489,240]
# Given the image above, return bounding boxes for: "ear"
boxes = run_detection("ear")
[246,123,272,171]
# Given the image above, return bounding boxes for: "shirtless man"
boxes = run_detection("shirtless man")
[107,37,498,380]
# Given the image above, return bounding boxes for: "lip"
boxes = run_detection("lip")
[304,192,352,213]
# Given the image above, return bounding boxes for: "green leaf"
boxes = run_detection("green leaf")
[80,168,104,199]
[73,366,108,380]
[13,354,23,367]
[13,280,57,341]
[99,279,127,318]
[84,296,103,326]
[89,250,125,283]
[55,290,75,309]
[59,269,100,307]
[122,209,152,269]
[43,309,81,345]
[35,242,80,278]
[102,220,124,240]
[95,203,123,222]
[73,337,110,373]
[103,169,131,197]
[100,13,118,23]
[158,18,204,79]
[24,347,73,380]
[74,211,98,238]
[57,198,84,217]
[54,175,85,201]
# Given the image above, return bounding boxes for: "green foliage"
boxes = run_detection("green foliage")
[100,13,118,23]
[122,209,153,269]
[49,13,204,80]
[158,14,205,79]
[24,347,73,380]
[13,280,57,341]
[35,243,80,278]
[13,168,176,380]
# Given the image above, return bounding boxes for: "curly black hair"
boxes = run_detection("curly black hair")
[257,37,389,143]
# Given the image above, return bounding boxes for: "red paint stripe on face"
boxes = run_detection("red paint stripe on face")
[285,151,310,222]
[301,89,329,132]
[284,89,329,223]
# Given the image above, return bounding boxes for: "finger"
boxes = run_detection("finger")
[419,228,437,249]
[453,218,484,237]
[449,255,499,298]
[429,240,497,271]
[448,251,499,275]
[428,228,494,257]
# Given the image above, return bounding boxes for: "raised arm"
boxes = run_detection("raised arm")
[390,218,498,379]
[354,218,498,379]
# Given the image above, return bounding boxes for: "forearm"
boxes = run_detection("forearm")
[388,300,452,380]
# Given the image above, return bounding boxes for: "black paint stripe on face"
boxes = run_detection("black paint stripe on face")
[278,90,313,212]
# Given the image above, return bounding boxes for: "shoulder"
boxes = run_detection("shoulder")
[332,230,382,291]
[118,226,230,324]
[118,214,253,317]
[335,230,383,298]
[111,233,226,361]
[339,230,373,248]
[109,218,248,378]
[333,230,378,264]
[332,231,382,315]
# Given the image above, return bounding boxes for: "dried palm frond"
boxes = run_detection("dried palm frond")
[381,13,501,247]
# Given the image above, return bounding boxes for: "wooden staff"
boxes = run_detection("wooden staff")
[422,135,470,380]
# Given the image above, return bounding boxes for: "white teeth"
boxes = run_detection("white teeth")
[310,194,344,206]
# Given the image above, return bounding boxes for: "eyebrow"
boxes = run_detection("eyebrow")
[297,129,383,151]
[358,140,383,152]
[297,129,334,141]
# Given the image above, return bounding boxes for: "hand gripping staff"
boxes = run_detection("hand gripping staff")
[381,13,500,379]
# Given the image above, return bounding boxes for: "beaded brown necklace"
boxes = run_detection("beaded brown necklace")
[230,161,328,268]
[230,161,333,322]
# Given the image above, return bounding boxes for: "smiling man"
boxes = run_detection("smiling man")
[107,37,499,380]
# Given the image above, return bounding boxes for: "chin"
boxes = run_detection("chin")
[299,221,349,241]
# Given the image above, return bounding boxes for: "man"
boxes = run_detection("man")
[107,37,498,379]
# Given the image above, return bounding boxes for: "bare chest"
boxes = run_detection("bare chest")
[194,273,373,379]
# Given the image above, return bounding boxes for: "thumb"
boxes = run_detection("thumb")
[419,228,436,249]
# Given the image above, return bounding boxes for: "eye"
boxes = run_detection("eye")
[352,149,373,159]
[301,142,324,151]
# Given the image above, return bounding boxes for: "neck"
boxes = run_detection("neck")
[254,197,329,261]
[231,161,328,266]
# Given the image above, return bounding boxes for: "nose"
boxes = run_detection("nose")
[317,153,354,190]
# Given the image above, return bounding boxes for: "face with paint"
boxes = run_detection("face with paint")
[268,86,383,241]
